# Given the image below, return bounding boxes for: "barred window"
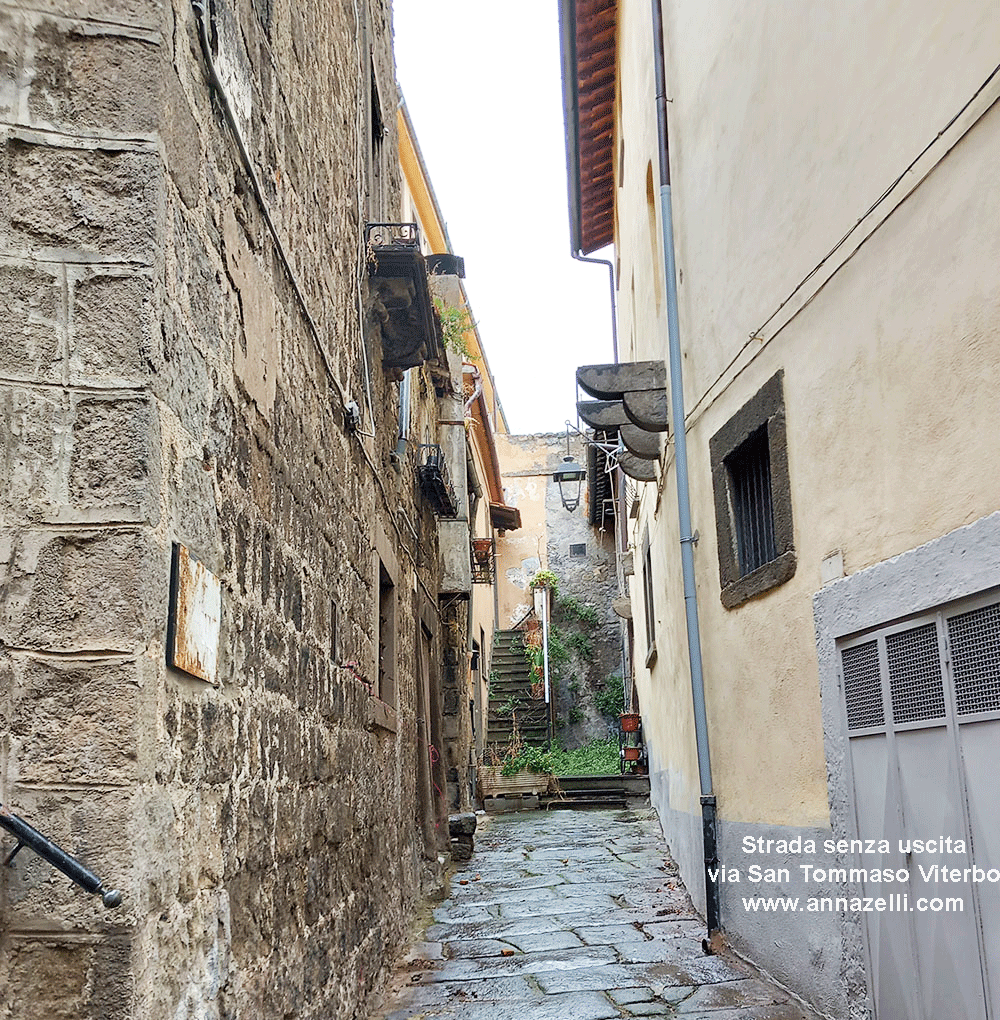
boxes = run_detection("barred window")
[710,371,795,608]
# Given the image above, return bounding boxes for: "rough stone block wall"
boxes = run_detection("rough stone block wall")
[543,436,622,746]
[439,596,473,812]
[0,1,446,1017]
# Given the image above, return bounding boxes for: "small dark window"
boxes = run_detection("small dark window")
[641,530,656,665]
[377,561,396,706]
[370,63,384,160]
[569,543,587,557]
[710,371,795,609]
[367,61,386,218]
[726,425,776,577]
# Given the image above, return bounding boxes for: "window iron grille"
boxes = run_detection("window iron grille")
[364,221,420,251]
[726,425,776,577]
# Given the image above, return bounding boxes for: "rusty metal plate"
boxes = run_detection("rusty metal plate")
[167,544,221,684]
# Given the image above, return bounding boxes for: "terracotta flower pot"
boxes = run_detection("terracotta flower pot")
[619,713,641,733]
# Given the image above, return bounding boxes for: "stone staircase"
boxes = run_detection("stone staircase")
[541,773,650,810]
[487,630,549,751]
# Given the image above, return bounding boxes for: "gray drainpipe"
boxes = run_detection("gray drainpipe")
[650,0,720,943]
[558,0,717,939]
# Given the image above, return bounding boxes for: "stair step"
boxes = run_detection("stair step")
[554,774,650,794]
[541,796,628,810]
[549,787,631,798]
[487,726,548,735]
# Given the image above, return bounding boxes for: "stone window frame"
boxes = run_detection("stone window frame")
[709,370,796,609]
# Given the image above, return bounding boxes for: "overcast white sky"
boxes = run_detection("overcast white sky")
[392,1,615,435]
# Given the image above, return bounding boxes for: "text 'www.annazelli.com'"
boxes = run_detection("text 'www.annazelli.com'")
[741,895,964,913]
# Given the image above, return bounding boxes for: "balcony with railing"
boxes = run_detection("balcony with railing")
[416,443,459,518]
[471,537,495,584]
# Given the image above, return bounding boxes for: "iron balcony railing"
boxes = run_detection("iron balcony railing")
[416,444,459,518]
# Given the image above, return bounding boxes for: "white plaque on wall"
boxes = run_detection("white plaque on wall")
[167,544,222,685]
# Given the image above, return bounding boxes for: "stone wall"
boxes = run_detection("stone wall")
[0,2,449,1018]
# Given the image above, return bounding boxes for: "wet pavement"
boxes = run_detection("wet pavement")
[375,806,820,1019]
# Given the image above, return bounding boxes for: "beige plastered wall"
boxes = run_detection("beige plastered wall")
[494,436,552,628]
[617,0,1000,836]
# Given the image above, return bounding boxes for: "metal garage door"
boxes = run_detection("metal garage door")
[839,593,1000,1020]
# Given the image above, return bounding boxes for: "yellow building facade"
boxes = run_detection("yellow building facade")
[562,2,1000,1016]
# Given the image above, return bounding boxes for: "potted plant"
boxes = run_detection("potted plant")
[528,569,559,598]
[619,712,641,732]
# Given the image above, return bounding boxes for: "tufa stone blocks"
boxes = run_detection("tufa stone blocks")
[27,19,162,136]
[7,655,140,787]
[0,528,159,651]
[69,269,154,387]
[1,139,159,262]
[0,260,63,383]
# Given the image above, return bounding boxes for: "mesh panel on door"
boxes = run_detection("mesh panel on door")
[841,640,884,730]
[948,602,1000,716]
[885,623,945,724]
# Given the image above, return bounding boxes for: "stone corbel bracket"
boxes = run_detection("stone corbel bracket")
[577,363,668,477]
[617,451,657,481]
[576,361,669,433]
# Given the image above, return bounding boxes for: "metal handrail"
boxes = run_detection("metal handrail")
[510,604,536,632]
[1,804,123,909]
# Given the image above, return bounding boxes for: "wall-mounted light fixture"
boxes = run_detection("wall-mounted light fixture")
[553,429,587,512]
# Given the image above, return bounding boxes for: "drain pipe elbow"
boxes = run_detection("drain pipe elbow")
[462,364,483,417]
[570,254,619,363]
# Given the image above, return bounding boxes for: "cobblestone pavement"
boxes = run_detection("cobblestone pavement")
[375,806,820,1019]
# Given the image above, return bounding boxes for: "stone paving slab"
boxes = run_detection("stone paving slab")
[384,989,620,1020]
[420,944,621,983]
[375,807,822,1020]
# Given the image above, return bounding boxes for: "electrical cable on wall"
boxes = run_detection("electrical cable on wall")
[191,1,346,407]
[684,56,1000,433]
[351,0,377,436]
[190,0,444,621]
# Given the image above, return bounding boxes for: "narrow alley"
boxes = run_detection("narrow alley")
[2,2,999,1018]
[377,808,818,1020]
